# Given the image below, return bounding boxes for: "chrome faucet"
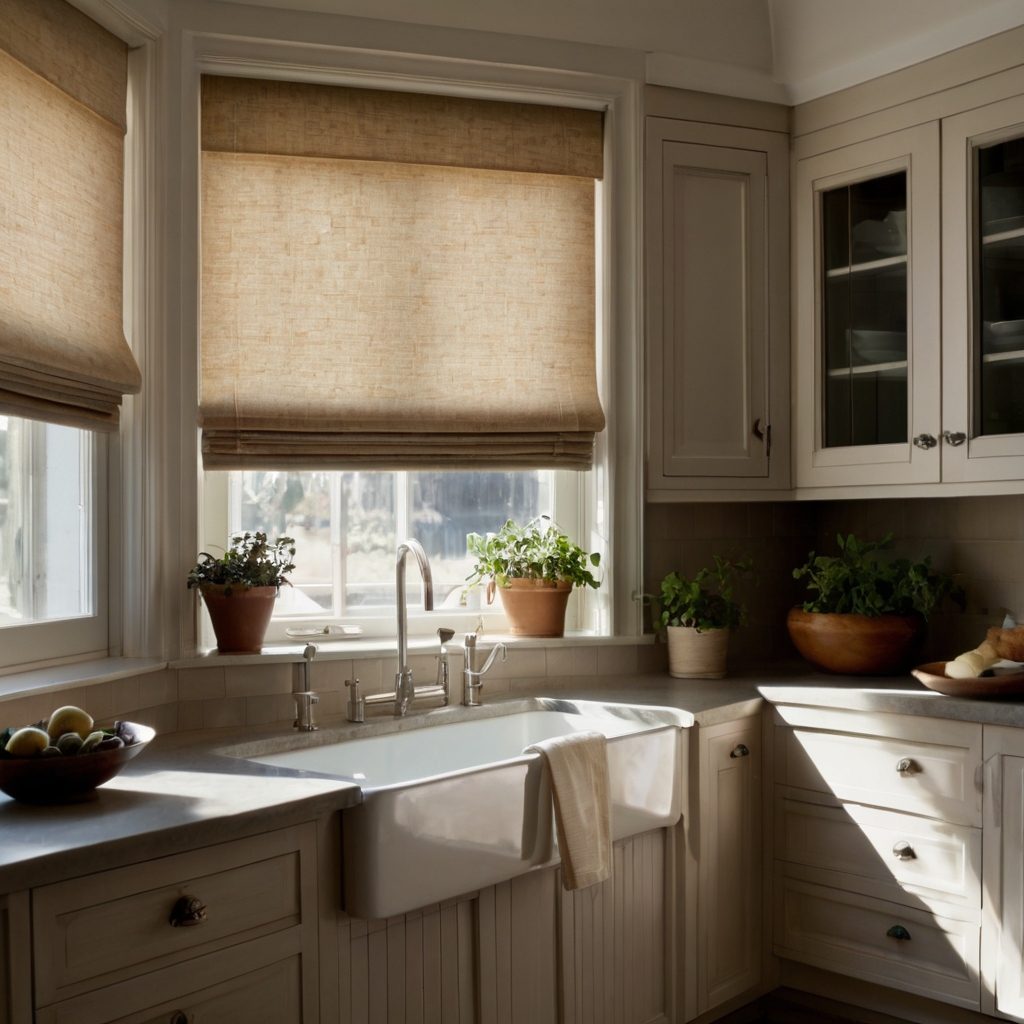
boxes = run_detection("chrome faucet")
[395,539,433,715]
[462,634,507,706]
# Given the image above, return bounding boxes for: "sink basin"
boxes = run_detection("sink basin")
[233,699,686,919]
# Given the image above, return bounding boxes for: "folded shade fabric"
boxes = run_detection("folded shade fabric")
[0,0,140,432]
[199,76,605,470]
[525,730,612,890]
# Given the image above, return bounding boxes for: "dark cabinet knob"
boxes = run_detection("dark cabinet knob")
[886,924,912,941]
[169,895,207,927]
[730,744,750,758]
[171,1012,189,1024]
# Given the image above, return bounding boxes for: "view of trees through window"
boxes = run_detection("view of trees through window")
[230,470,553,617]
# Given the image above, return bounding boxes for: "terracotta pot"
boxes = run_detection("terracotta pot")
[666,625,730,679]
[492,578,573,637]
[199,584,278,654]
[786,607,927,676]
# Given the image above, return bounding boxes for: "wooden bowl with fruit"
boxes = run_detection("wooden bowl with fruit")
[0,705,154,804]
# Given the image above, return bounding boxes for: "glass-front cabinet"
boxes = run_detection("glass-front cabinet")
[795,123,941,489]
[944,96,1024,483]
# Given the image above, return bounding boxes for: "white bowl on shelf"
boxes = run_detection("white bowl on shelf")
[847,329,907,365]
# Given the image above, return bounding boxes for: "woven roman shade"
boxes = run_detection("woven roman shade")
[0,0,140,432]
[199,76,606,470]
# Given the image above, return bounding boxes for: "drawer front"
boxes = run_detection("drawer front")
[33,824,315,1006]
[774,873,980,1010]
[777,795,982,907]
[774,708,982,825]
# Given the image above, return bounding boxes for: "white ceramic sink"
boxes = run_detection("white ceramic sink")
[235,700,686,919]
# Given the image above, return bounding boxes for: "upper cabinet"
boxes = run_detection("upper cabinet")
[793,123,941,489]
[944,95,1024,483]
[646,114,790,500]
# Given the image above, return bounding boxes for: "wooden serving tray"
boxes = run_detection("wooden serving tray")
[912,662,1024,699]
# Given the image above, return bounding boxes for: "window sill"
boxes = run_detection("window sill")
[0,657,167,705]
[170,633,654,670]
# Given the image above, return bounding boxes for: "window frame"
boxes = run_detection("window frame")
[180,31,644,655]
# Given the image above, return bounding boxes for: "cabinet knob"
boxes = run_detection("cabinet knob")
[942,430,967,447]
[169,895,207,927]
[170,1013,189,1024]
[912,434,938,450]
[886,924,912,941]
[730,744,750,758]
[892,841,916,861]
[896,757,921,776]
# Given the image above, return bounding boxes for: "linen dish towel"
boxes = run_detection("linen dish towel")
[525,730,612,890]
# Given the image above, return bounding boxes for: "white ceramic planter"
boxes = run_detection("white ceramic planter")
[666,625,730,679]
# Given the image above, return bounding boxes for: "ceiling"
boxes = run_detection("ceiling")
[217,0,1024,104]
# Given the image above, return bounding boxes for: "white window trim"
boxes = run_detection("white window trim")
[176,33,644,653]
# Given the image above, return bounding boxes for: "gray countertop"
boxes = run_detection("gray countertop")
[4,663,1023,893]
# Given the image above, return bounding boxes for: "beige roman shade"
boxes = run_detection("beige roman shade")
[0,0,140,432]
[199,76,606,469]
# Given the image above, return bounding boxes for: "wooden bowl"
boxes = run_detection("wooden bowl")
[0,723,155,804]
[787,608,927,676]
[912,662,1024,699]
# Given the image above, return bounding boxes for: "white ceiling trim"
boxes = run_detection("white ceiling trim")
[645,52,788,106]
[783,0,1024,105]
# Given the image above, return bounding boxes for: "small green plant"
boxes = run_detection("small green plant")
[657,557,752,632]
[793,533,963,619]
[187,532,296,592]
[466,517,600,589]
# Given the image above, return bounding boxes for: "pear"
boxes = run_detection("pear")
[5,727,50,757]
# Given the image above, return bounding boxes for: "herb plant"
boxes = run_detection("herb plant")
[657,557,751,632]
[793,533,963,619]
[187,532,296,592]
[466,517,601,589]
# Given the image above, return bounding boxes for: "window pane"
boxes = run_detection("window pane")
[409,471,553,606]
[0,416,91,626]
[340,472,397,611]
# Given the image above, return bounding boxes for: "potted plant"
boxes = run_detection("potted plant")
[656,557,750,679]
[789,533,963,675]
[466,517,600,637]
[187,532,296,654]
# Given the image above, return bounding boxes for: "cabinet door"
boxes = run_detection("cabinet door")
[943,95,1024,483]
[697,716,761,1014]
[997,754,1024,1020]
[646,117,790,497]
[794,122,941,489]
[0,893,31,1024]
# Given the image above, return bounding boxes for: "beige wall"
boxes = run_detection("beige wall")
[646,496,1024,667]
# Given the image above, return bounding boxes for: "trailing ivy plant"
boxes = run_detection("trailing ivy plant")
[793,533,964,619]
[466,517,601,590]
[187,532,296,593]
[657,557,752,633]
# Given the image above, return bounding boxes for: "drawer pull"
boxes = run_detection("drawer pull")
[170,1013,188,1024]
[169,895,207,927]
[886,924,912,941]
[896,758,921,776]
[730,744,750,758]
[892,841,916,860]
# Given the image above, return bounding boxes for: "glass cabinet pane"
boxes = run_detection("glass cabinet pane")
[977,137,1024,436]
[821,171,908,448]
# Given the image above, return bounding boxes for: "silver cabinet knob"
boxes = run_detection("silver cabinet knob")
[892,841,915,861]
[942,430,967,447]
[913,434,938,450]
[886,924,912,941]
[730,744,750,758]
[896,757,921,776]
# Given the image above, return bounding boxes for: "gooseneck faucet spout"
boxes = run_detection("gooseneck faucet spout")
[396,539,433,715]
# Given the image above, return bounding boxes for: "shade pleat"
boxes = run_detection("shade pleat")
[199,78,605,471]
[0,0,139,431]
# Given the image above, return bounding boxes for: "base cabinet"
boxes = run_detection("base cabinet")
[0,892,31,1024]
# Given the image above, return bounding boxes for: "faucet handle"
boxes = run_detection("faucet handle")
[437,627,455,645]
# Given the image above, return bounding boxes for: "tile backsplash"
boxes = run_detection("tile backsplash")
[646,494,1024,666]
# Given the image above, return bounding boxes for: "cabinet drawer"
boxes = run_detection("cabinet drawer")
[33,824,316,1007]
[774,706,982,825]
[774,874,980,1010]
[776,795,982,907]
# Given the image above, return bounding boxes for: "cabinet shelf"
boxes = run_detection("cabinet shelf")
[982,348,1024,364]
[983,224,1024,247]
[827,360,908,377]
[825,254,907,278]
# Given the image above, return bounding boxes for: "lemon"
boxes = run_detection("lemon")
[5,727,50,757]
[46,706,93,742]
